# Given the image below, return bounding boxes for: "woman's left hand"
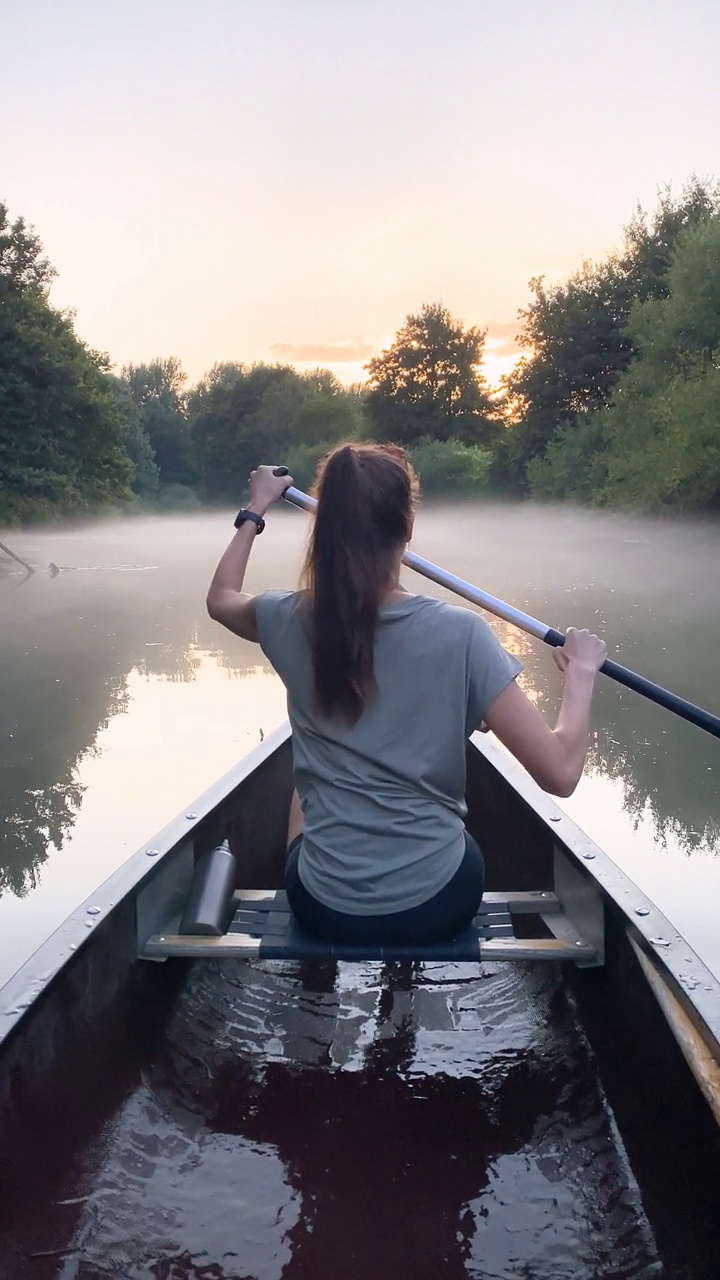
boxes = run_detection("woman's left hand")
[248,466,294,515]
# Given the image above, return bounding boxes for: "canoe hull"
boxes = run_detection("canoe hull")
[1,725,719,1156]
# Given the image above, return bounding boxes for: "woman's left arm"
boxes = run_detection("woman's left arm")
[206,466,292,641]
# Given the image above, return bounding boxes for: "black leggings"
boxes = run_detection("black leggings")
[285,831,485,945]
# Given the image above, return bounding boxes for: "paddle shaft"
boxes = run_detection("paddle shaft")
[280,483,720,740]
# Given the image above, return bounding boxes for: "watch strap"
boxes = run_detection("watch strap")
[234,509,265,534]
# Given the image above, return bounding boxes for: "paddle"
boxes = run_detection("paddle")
[276,476,720,741]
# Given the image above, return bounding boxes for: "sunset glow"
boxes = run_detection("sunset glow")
[2,1,718,388]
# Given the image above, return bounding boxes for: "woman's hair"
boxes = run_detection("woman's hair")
[301,442,419,723]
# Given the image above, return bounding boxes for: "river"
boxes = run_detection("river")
[1,501,719,989]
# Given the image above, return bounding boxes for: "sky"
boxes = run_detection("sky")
[2,0,719,389]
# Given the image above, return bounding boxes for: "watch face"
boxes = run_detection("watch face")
[235,510,264,532]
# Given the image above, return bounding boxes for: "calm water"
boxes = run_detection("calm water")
[1,503,718,984]
[2,502,720,1279]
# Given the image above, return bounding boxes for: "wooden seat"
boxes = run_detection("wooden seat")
[143,887,602,965]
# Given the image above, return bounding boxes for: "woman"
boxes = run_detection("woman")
[207,443,606,944]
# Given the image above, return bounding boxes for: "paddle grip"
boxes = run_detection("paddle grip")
[544,628,565,648]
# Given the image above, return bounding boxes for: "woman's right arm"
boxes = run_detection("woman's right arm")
[482,628,607,798]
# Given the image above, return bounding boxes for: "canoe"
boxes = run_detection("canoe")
[2,723,720,1277]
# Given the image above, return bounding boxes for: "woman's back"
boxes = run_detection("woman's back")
[206,443,606,941]
[256,588,521,914]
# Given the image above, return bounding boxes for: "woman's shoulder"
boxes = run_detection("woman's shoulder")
[255,588,308,626]
[409,595,504,648]
[255,590,310,661]
[257,587,296,603]
[410,594,483,628]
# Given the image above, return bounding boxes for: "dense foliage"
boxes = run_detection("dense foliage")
[365,302,497,447]
[2,178,719,525]
[528,217,720,508]
[187,363,363,502]
[0,203,134,524]
[500,177,720,508]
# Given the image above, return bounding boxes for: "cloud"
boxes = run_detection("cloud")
[486,318,521,339]
[270,341,377,363]
[485,320,523,356]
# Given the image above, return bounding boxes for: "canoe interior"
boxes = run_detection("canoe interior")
[1,727,720,1277]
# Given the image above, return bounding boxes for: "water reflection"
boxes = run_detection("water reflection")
[0,506,718,976]
[487,615,719,858]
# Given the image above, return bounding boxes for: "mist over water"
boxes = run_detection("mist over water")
[1,501,719,986]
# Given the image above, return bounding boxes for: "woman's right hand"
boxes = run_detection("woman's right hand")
[247,465,294,515]
[552,627,607,677]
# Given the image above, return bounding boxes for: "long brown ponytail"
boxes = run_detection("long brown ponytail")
[301,443,419,723]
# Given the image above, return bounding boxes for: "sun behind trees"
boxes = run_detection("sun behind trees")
[1,176,720,526]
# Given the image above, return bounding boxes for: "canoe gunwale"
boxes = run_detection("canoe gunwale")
[0,723,293,1054]
[471,732,720,1069]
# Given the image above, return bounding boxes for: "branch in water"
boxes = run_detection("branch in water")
[0,539,34,575]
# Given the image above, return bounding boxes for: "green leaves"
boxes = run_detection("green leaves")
[120,360,194,489]
[0,280,133,523]
[0,202,55,295]
[187,363,366,502]
[364,302,496,446]
[528,216,720,511]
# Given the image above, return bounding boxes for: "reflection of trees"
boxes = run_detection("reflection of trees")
[134,639,203,684]
[1,602,132,895]
[0,577,181,895]
[490,606,719,854]
[0,543,285,897]
[590,690,720,851]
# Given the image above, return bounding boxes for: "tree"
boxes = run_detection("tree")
[120,357,195,487]
[189,363,366,501]
[189,363,297,501]
[364,302,496,446]
[0,203,135,522]
[528,217,720,510]
[110,377,160,499]
[0,201,55,294]
[503,177,720,488]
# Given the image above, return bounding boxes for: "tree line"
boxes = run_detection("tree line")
[1,175,719,526]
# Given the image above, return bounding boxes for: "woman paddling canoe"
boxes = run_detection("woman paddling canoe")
[206,443,606,943]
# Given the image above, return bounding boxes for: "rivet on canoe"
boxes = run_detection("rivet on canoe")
[84,921,93,929]
[86,906,101,916]
[549,815,561,822]
[575,940,585,947]
[650,937,671,947]
[186,813,198,820]
[582,852,596,860]
[635,908,650,917]
[146,848,160,857]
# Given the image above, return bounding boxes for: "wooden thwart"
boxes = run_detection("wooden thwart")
[143,886,601,965]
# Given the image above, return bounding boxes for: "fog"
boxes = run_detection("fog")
[1,501,719,982]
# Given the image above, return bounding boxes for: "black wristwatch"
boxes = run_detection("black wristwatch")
[234,509,265,534]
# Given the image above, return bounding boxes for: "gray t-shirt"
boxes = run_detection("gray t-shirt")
[255,590,522,915]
